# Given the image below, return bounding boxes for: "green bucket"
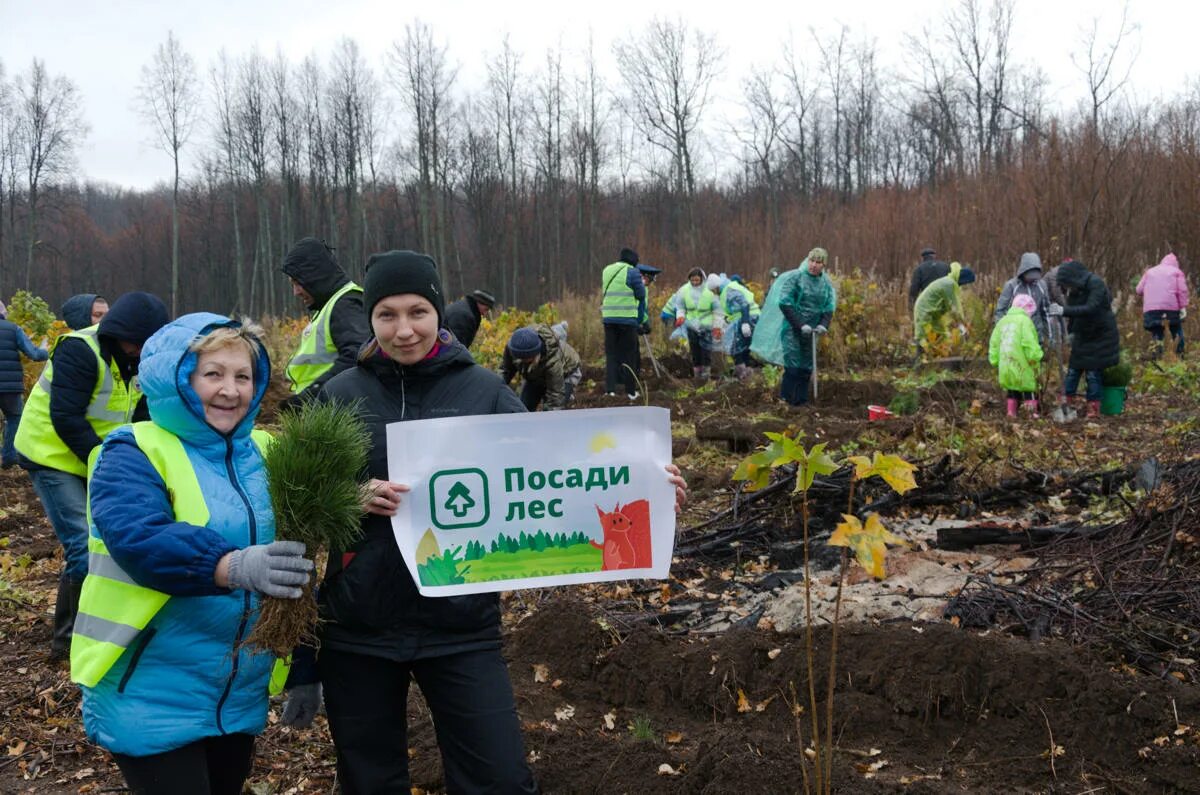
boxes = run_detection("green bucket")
[1099,386,1126,415]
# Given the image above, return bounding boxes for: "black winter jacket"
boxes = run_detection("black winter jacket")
[909,259,951,306]
[0,319,47,393]
[1058,260,1120,371]
[444,296,483,347]
[281,238,371,396]
[317,337,526,660]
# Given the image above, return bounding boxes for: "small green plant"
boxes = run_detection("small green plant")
[628,715,655,741]
[733,441,914,795]
[888,390,919,415]
[6,289,56,339]
[1102,355,1133,387]
[760,364,783,389]
[418,547,470,586]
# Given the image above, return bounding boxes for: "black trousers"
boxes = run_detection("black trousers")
[319,646,538,795]
[603,323,639,394]
[112,733,255,795]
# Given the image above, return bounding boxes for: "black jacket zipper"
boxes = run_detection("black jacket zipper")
[214,438,257,733]
[116,628,157,693]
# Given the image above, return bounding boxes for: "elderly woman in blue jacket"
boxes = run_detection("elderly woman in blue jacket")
[71,313,312,794]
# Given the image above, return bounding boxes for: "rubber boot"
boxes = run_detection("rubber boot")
[1023,399,1040,419]
[1086,400,1101,419]
[50,574,83,663]
[1005,398,1018,418]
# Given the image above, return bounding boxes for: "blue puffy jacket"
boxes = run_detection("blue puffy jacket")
[0,318,47,393]
[82,312,277,757]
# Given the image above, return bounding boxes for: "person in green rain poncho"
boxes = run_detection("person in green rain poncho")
[751,247,837,407]
[913,261,976,358]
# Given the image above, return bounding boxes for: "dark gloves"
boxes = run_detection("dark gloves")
[638,322,651,336]
[281,682,323,729]
[279,392,307,416]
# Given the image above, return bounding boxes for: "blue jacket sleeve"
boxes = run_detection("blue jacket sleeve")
[17,329,48,362]
[626,267,647,323]
[47,337,105,465]
[89,431,238,596]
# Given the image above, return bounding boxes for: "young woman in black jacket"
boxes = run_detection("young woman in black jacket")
[293,250,685,793]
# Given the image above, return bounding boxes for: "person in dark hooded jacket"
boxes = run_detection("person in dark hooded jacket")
[280,237,371,408]
[14,292,168,660]
[909,247,951,307]
[1056,259,1120,418]
[994,253,1057,347]
[442,289,496,348]
[60,294,109,331]
[287,250,687,794]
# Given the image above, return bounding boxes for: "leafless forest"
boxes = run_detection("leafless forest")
[0,2,1194,316]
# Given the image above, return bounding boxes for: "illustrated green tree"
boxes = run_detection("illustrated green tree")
[445,481,476,518]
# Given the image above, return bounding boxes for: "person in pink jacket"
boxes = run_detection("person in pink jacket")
[1136,253,1190,357]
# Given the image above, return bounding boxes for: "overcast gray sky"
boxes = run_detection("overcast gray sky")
[2,0,1194,190]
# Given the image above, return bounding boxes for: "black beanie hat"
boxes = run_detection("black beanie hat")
[619,247,639,266]
[363,250,444,324]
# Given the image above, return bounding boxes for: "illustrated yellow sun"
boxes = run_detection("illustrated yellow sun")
[590,432,617,453]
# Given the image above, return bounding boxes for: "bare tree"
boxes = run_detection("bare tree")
[388,21,458,263]
[485,36,525,304]
[734,65,787,258]
[1075,1,1140,135]
[137,31,200,315]
[613,19,723,202]
[945,0,1015,171]
[567,32,607,282]
[780,36,821,197]
[210,50,246,313]
[13,59,86,289]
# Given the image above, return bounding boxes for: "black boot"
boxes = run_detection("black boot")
[49,574,83,663]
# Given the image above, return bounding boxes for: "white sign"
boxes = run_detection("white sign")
[386,406,676,596]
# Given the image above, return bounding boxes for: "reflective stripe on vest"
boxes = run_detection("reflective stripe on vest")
[14,326,140,476]
[682,289,716,327]
[70,424,290,693]
[286,282,362,393]
[600,262,639,320]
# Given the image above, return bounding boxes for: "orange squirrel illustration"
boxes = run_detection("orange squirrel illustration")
[591,499,652,570]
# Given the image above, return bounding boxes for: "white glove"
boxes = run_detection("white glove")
[814,325,828,335]
[1182,308,1188,320]
[957,324,969,338]
[1047,303,1064,317]
[800,324,813,335]
[740,322,752,338]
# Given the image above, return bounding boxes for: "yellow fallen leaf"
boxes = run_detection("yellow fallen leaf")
[602,712,616,731]
[665,731,684,744]
[532,663,549,683]
[736,689,751,713]
[767,648,782,660]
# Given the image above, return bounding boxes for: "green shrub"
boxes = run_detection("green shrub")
[1102,355,1133,387]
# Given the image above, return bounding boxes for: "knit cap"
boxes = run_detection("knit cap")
[362,250,444,324]
[508,326,543,359]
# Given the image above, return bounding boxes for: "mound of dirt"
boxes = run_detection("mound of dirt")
[504,602,1200,794]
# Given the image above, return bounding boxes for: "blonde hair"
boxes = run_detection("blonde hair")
[189,319,266,369]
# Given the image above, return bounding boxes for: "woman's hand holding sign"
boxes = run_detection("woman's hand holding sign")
[666,464,687,513]
[365,479,410,516]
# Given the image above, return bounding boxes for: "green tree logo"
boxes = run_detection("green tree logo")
[445,481,476,518]
[430,469,490,529]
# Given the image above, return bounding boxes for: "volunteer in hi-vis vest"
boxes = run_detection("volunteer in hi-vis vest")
[73,313,312,792]
[15,291,168,662]
[280,237,370,412]
[600,246,647,399]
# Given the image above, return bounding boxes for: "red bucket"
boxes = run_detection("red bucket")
[867,405,894,421]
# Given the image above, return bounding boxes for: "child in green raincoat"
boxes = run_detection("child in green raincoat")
[988,293,1044,418]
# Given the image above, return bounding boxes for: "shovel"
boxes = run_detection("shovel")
[810,330,819,401]
[1051,334,1076,422]
[642,333,663,378]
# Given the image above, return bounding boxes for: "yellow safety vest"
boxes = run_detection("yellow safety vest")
[14,326,141,476]
[71,423,290,694]
[723,282,761,318]
[600,262,640,321]
[286,281,362,393]
[681,287,718,328]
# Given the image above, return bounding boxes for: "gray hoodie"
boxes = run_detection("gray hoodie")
[994,252,1054,345]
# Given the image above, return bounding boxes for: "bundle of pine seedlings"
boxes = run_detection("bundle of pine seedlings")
[245,399,371,656]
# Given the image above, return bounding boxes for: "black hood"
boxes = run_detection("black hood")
[61,293,99,330]
[98,292,168,346]
[281,237,350,310]
[1057,260,1089,290]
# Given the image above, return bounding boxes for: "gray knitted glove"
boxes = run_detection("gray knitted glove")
[281,683,323,728]
[226,541,312,599]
